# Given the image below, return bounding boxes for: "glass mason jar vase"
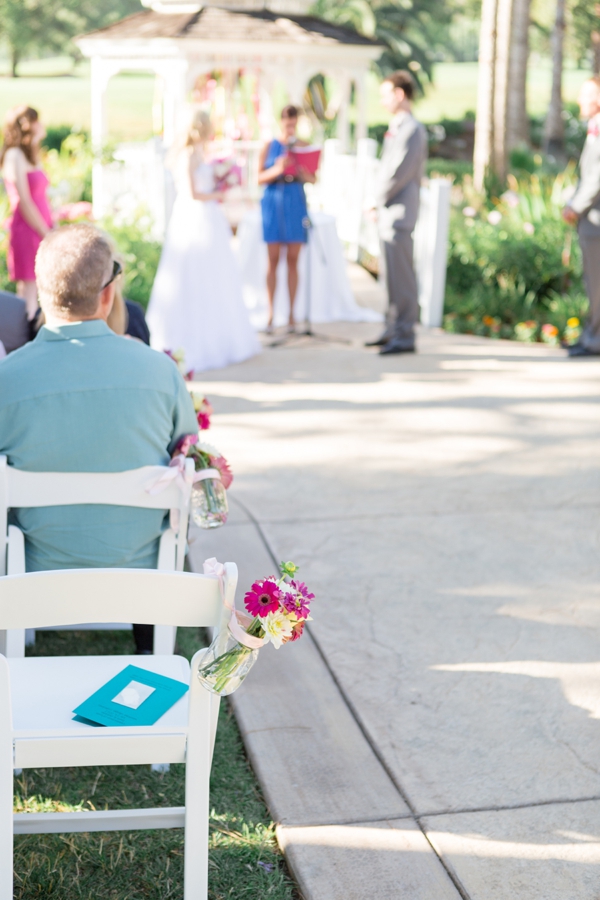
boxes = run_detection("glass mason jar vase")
[197,627,260,696]
[190,476,228,529]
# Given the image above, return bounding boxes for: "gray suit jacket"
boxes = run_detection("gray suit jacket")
[570,129,600,238]
[375,113,428,241]
[0,291,28,353]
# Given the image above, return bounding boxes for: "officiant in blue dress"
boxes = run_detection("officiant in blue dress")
[258,105,316,333]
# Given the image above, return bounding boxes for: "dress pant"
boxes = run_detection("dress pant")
[133,623,154,653]
[579,233,600,352]
[379,229,419,346]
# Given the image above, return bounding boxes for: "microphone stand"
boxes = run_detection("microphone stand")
[269,213,351,349]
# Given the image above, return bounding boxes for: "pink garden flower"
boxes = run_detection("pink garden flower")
[244,579,281,618]
[174,433,197,457]
[55,201,93,223]
[209,454,233,489]
[288,620,305,642]
[192,394,213,430]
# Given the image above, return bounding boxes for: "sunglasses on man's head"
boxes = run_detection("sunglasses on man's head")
[102,259,123,290]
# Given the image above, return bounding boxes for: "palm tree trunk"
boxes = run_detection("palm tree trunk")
[592,30,600,75]
[493,0,514,182]
[543,0,566,157]
[474,0,498,191]
[10,46,19,78]
[506,0,531,150]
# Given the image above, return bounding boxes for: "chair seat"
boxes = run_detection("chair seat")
[9,655,191,768]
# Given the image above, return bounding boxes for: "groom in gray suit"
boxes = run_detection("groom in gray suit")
[366,70,428,355]
[563,76,600,357]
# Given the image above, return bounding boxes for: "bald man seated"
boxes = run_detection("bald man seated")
[0,224,197,651]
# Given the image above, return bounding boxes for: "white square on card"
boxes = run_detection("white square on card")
[111,680,156,709]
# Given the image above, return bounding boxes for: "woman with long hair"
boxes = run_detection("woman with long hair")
[147,109,259,372]
[1,105,52,320]
[258,105,316,333]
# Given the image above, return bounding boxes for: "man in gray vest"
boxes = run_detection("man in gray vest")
[366,70,428,355]
[563,76,600,357]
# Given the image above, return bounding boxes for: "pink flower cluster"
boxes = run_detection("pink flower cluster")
[55,201,93,224]
[164,349,193,381]
[244,576,314,644]
[192,393,213,430]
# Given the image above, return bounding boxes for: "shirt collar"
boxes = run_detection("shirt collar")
[388,111,410,135]
[36,319,113,342]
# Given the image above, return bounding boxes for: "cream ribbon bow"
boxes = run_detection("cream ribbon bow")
[145,454,220,496]
[203,557,264,650]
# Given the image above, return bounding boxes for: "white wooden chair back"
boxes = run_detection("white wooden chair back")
[0,567,234,633]
[0,565,237,900]
[0,455,195,657]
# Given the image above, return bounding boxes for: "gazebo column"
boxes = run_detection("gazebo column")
[282,58,309,107]
[90,57,117,219]
[354,69,368,141]
[335,73,352,152]
[161,59,189,147]
[258,67,277,139]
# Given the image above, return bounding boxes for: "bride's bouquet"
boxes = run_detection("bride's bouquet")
[212,157,242,192]
[198,560,314,695]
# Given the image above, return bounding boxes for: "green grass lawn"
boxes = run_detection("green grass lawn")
[14,626,299,900]
[0,57,592,142]
[0,59,156,141]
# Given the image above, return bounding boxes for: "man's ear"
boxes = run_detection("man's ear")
[98,283,116,321]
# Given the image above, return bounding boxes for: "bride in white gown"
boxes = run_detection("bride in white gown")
[147,111,260,372]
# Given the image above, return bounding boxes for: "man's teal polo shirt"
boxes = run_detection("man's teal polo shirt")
[0,320,198,571]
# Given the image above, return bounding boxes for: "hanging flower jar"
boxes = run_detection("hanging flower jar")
[188,442,233,530]
[197,559,315,696]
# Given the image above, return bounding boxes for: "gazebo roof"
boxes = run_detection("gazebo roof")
[80,7,382,50]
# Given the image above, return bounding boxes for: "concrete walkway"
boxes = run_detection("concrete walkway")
[188,292,600,899]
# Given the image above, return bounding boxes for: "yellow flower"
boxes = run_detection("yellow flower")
[566,317,580,328]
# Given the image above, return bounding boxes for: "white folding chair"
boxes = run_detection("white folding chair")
[0,564,236,900]
[0,455,194,658]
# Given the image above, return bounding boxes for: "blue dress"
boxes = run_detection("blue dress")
[261,139,308,244]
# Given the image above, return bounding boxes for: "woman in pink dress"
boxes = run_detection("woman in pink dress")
[1,106,52,320]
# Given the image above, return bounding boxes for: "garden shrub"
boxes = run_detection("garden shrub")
[102,212,162,310]
[427,159,472,182]
[444,169,587,342]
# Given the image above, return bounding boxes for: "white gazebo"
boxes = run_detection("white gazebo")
[77,0,382,224]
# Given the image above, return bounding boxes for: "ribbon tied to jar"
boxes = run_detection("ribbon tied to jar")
[203,557,265,650]
[145,454,221,529]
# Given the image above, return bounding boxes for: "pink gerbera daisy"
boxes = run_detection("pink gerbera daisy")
[244,579,281,618]
[209,454,233,489]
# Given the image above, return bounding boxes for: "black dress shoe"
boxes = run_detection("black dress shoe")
[379,341,415,355]
[568,343,600,357]
[365,333,393,347]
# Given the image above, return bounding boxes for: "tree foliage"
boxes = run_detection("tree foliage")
[0,0,142,76]
[570,0,600,71]
[312,0,456,84]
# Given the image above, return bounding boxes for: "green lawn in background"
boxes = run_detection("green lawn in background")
[0,59,155,141]
[14,626,298,900]
[0,58,593,142]
[358,61,591,126]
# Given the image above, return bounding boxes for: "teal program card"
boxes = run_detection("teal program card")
[73,664,189,727]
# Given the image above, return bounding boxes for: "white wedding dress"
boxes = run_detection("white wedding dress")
[147,153,260,373]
